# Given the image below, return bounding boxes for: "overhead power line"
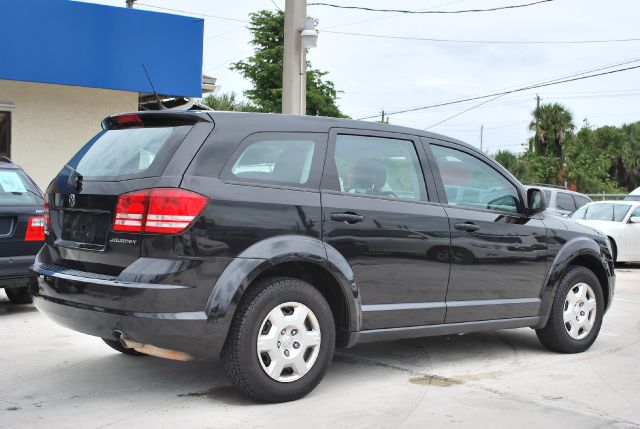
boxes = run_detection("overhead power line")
[357,64,640,120]
[308,0,554,14]
[136,3,249,22]
[323,30,640,45]
[425,94,507,130]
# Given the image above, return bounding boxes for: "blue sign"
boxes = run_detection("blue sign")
[0,0,204,97]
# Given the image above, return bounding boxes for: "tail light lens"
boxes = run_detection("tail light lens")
[113,188,208,235]
[25,216,45,241]
[113,190,149,232]
[43,200,51,231]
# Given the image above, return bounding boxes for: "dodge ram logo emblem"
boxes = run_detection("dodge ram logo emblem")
[69,194,76,207]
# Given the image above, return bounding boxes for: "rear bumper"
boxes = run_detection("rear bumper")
[30,257,233,358]
[32,295,227,358]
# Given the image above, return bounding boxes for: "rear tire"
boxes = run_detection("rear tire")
[536,265,604,353]
[222,276,335,403]
[102,338,146,356]
[5,286,32,304]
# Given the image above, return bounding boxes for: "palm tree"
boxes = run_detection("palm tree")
[529,102,575,158]
[201,92,259,112]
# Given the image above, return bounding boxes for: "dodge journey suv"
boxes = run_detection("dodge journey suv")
[31,111,614,402]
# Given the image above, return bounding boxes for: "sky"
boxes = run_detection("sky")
[85,0,640,154]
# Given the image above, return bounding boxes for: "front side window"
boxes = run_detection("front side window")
[556,192,576,212]
[228,134,321,187]
[329,134,427,201]
[432,145,520,213]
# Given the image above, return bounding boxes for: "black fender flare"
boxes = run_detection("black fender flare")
[205,235,361,333]
[536,236,610,327]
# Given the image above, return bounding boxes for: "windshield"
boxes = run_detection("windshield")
[570,203,631,222]
[0,169,41,206]
[66,126,191,181]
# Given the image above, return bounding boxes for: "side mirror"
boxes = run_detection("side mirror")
[526,188,546,215]
[629,216,640,223]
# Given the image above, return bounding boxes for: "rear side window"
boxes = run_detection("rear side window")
[66,126,191,181]
[614,204,631,221]
[0,169,41,206]
[556,192,576,211]
[326,134,427,201]
[223,132,325,188]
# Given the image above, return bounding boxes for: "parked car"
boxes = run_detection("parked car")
[624,186,640,201]
[0,157,44,304]
[31,112,614,402]
[524,184,591,216]
[569,200,640,262]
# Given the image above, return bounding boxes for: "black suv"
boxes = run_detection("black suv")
[1,157,44,304]
[31,112,614,402]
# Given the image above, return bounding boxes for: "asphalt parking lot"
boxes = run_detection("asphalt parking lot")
[1,269,639,429]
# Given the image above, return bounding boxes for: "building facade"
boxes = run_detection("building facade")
[0,0,204,189]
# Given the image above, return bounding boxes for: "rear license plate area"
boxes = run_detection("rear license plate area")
[62,211,110,246]
[0,217,14,237]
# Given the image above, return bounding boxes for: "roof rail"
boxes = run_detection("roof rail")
[0,156,11,163]
[525,182,566,190]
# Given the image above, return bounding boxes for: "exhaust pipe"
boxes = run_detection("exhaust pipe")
[114,331,193,362]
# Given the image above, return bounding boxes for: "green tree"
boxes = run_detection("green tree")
[529,102,575,158]
[201,91,259,112]
[563,123,622,193]
[493,150,532,182]
[231,10,346,117]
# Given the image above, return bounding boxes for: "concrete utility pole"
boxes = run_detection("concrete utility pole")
[533,94,540,152]
[480,125,484,152]
[282,0,307,115]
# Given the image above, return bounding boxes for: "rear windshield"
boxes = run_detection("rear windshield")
[66,126,191,181]
[0,169,42,206]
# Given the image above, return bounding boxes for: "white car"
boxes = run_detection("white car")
[569,200,640,262]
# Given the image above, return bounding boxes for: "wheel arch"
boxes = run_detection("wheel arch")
[206,235,361,349]
[537,236,612,327]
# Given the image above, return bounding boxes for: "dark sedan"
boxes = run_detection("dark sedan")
[0,157,44,303]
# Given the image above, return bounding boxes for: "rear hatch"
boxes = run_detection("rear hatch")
[0,167,44,258]
[46,112,213,276]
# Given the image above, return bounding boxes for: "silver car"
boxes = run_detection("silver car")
[524,184,591,216]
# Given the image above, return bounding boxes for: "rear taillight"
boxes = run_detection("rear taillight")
[43,200,51,231]
[113,188,208,235]
[113,190,149,232]
[25,216,45,241]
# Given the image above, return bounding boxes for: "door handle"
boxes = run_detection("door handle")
[454,222,479,232]
[330,212,364,224]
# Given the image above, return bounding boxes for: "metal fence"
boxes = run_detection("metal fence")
[586,194,628,200]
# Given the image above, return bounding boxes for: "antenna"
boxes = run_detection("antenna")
[141,64,165,110]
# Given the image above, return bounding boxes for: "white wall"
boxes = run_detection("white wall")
[0,79,138,189]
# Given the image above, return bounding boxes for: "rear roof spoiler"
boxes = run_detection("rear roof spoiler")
[102,112,212,130]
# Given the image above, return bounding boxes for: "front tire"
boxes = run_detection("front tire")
[536,265,604,353]
[5,286,32,304]
[222,276,335,403]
